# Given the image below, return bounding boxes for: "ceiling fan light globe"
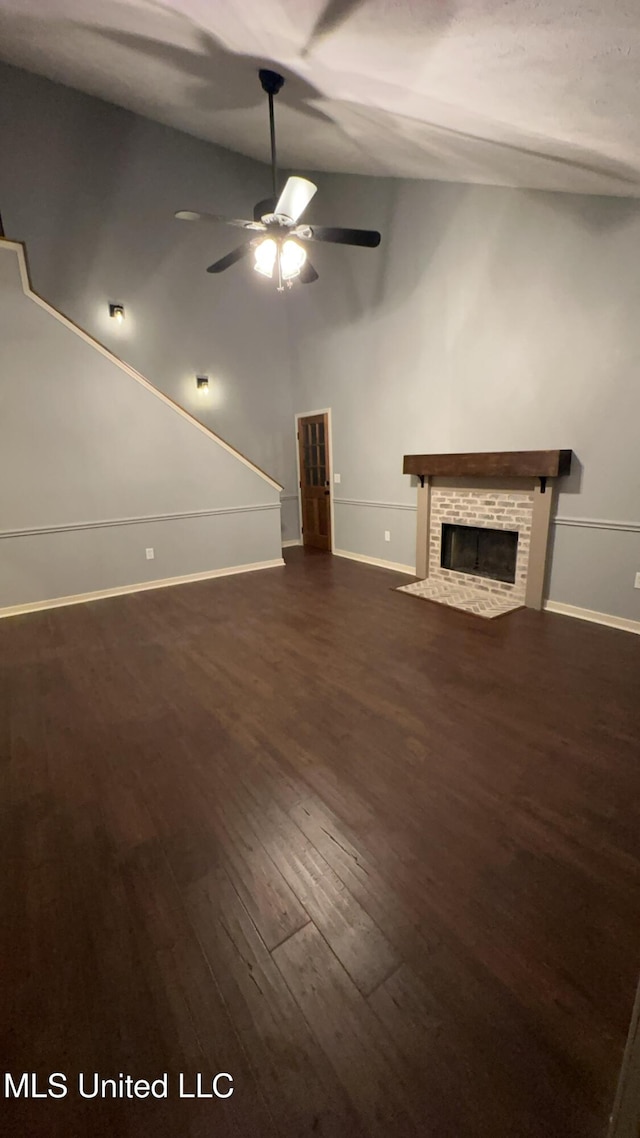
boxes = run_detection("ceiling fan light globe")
[254,237,277,278]
[280,238,307,281]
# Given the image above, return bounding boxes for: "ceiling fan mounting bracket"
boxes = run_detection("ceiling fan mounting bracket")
[259,69,285,96]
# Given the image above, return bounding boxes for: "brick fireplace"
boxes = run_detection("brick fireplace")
[399,451,572,618]
[429,486,533,603]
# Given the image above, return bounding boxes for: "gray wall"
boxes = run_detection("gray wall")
[0,61,298,523]
[286,174,640,620]
[2,61,638,620]
[0,243,281,609]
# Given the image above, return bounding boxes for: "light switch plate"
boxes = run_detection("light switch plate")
[334,473,341,484]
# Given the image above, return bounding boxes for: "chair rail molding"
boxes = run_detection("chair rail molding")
[554,516,640,533]
[0,502,280,541]
[332,497,639,534]
[333,498,417,512]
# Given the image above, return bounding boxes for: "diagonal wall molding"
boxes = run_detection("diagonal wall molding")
[0,237,283,492]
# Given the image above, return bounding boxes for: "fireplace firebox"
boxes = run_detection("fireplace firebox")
[440,523,518,584]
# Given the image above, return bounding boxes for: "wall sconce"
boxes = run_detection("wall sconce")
[109,303,125,324]
[196,375,209,394]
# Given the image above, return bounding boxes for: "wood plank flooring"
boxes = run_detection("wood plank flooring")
[1,547,639,1137]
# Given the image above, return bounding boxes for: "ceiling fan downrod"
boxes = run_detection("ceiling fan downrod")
[259,69,285,204]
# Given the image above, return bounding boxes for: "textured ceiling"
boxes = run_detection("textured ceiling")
[2,0,640,195]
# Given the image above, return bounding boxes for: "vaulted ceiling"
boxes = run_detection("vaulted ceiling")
[2,0,640,196]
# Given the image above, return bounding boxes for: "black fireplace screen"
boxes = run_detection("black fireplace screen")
[441,523,518,584]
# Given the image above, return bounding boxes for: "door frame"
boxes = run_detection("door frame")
[294,407,335,552]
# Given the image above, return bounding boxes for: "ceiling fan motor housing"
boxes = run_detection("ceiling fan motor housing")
[258,69,284,96]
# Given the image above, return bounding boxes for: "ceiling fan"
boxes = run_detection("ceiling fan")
[175,69,381,290]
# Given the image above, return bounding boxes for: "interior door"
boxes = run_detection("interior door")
[297,413,331,550]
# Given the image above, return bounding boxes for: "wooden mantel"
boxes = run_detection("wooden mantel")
[403,449,572,480]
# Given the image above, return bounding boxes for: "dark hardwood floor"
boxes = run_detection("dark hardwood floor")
[1,547,639,1137]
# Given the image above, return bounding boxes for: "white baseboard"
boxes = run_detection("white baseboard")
[544,599,640,636]
[333,548,416,575]
[281,538,302,547]
[0,558,285,620]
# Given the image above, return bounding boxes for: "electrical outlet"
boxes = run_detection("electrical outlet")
[384,531,391,542]
[145,548,154,560]
[635,572,640,589]
[334,473,341,484]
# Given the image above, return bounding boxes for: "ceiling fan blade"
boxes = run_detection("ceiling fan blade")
[299,260,319,284]
[176,210,265,231]
[274,176,317,222]
[206,243,253,273]
[299,225,381,248]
